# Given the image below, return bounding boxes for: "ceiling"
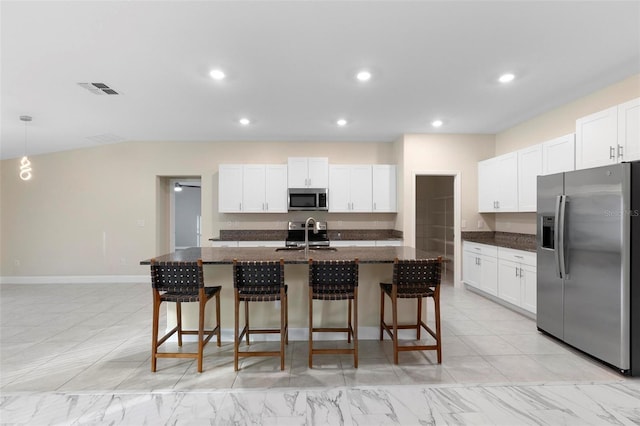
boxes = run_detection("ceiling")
[2,1,639,160]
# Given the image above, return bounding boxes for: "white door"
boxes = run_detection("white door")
[242,164,266,212]
[478,158,497,212]
[575,105,618,170]
[542,133,575,175]
[307,157,329,188]
[520,264,537,314]
[495,152,518,212]
[517,145,542,212]
[218,164,243,212]
[480,255,498,296]
[329,165,351,212]
[265,165,288,212]
[372,165,397,212]
[349,165,372,212]
[497,259,521,306]
[287,157,309,187]
[618,97,640,162]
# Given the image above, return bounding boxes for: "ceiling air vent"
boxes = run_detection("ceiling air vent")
[77,82,120,95]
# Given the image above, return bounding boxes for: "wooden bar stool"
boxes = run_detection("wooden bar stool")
[232,258,288,371]
[308,258,359,368]
[380,257,442,364]
[150,259,221,373]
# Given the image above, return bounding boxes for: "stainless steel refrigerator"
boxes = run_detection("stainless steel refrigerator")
[537,161,639,375]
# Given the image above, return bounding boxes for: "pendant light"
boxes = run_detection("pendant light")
[19,115,32,181]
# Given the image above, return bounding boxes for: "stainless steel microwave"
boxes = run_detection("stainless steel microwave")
[288,188,328,211]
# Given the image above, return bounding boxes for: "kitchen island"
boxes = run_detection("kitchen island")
[140,246,446,341]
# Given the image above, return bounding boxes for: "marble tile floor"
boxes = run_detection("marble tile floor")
[1,280,638,425]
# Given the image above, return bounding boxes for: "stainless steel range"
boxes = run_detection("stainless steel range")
[285,221,329,248]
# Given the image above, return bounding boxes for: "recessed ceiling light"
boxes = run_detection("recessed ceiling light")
[356,70,372,82]
[336,118,348,126]
[209,69,226,80]
[239,118,250,126]
[498,73,515,83]
[431,119,443,128]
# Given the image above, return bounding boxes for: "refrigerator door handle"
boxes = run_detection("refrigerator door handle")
[558,195,568,278]
[554,195,562,278]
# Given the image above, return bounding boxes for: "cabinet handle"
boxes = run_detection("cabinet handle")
[618,145,624,159]
[515,267,519,277]
[520,267,524,277]
[610,146,616,160]
[239,202,242,210]
[514,255,523,259]
[373,202,377,210]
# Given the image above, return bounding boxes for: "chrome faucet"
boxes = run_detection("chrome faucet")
[304,217,319,258]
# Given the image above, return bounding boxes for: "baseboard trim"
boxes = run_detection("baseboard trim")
[0,275,150,284]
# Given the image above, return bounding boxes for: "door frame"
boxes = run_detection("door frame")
[410,170,461,287]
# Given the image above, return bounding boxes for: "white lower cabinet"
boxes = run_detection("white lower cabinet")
[464,242,537,314]
[462,242,498,296]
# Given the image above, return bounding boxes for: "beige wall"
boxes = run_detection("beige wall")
[493,73,640,233]
[1,140,400,278]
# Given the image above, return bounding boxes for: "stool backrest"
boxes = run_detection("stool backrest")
[393,257,442,290]
[308,259,359,292]
[233,259,285,294]
[150,259,204,293]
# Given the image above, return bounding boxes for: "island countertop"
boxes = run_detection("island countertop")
[140,246,445,265]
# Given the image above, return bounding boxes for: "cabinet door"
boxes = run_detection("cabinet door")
[520,264,537,313]
[542,133,575,175]
[372,165,397,212]
[242,165,266,212]
[495,153,518,212]
[576,106,618,170]
[517,145,542,212]
[618,97,640,162]
[478,158,497,212]
[480,255,498,296]
[462,251,480,288]
[349,165,372,212]
[287,157,309,187]
[329,165,351,212]
[264,165,288,212]
[307,157,329,188]
[498,259,521,306]
[218,164,243,212]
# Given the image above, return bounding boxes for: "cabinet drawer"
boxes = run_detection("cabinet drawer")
[463,242,497,257]
[498,247,536,266]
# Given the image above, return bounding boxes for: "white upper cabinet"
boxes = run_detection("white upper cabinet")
[542,133,575,175]
[372,165,397,212]
[517,144,542,212]
[478,152,518,212]
[287,157,329,188]
[576,105,618,170]
[218,164,243,212]
[618,97,640,163]
[575,98,640,170]
[219,164,287,213]
[329,165,372,212]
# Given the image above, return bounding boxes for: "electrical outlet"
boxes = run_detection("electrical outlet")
[136,219,145,227]
[477,220,484,229]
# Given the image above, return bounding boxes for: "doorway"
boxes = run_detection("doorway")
[171,178,202,250]
[415,175,455,280]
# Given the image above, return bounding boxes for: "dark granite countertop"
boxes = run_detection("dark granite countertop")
[141,246,443,265]
[209,229,403,242]
[461,231,536,252]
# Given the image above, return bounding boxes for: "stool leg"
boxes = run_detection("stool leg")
[354,288,358,368]
[280,288,285,371]
[379,288,385,340]
[176,302,183,347]
[197,296,205,373]
[216,290,221,347]
[347,299,352,344]
[417,298,422,339]
[435,293,442,364]
[285,291,289,345]
[234,291,240,372]
[245,300,250,345]
[151,292,160,372]
[308,288,313,368]
[392,290,399,365]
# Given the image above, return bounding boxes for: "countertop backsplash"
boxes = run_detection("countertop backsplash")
[211,229,402,242]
